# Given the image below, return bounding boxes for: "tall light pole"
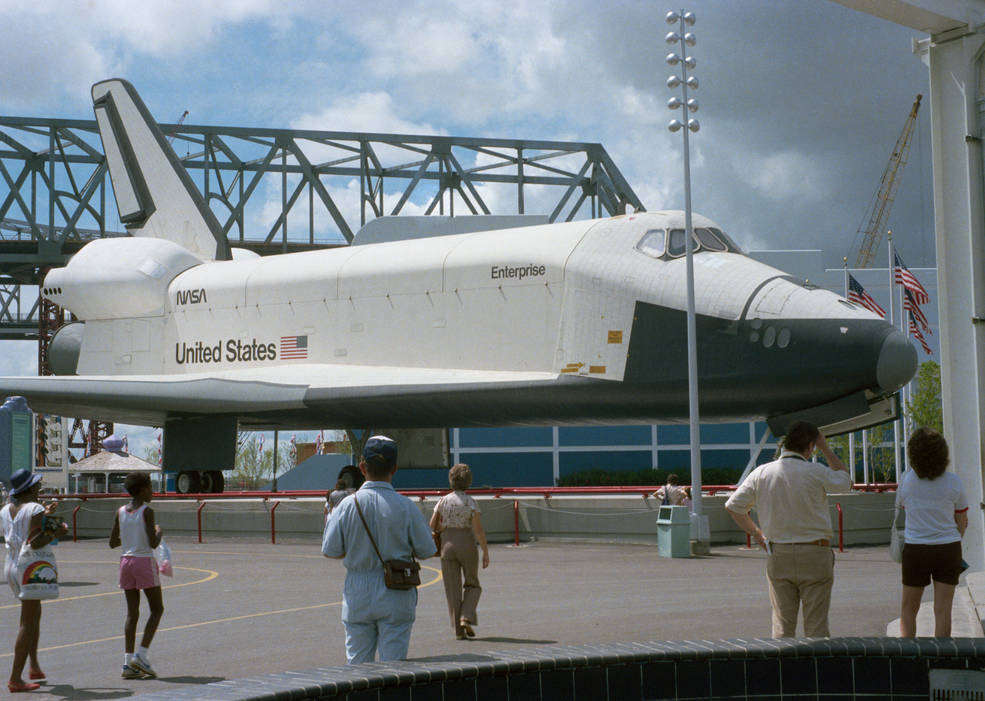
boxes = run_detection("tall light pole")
[666,9,708,552]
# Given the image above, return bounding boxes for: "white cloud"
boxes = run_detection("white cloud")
[80,0,277,55]
[293,92,445,136]
[0,10,113,111]
[360,17,478,78]
[744,150,830,203]
[0,342,39,377]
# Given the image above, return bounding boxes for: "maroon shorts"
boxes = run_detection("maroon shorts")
[901,541,963,587]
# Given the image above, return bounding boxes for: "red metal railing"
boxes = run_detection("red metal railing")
[48,483,896,501]
[270,500,280,545]
[52,484,883,545]
[196,501,206,543]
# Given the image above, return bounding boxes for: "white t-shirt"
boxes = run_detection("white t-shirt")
[898,469,968,545]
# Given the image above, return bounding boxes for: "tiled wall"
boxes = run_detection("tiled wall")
[131,637,985,700]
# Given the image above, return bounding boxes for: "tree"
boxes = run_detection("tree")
[141,444,161,466]
[232,433,274,489]
[906,360,943,433]
[864,422,896,483]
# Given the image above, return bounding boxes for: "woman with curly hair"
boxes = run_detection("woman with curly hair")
[898,427,968,637]
[429,463,489,640]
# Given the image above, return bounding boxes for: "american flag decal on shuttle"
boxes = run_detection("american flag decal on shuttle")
[280,335,308,359]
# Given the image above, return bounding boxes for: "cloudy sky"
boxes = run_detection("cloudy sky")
[0,0,935,456]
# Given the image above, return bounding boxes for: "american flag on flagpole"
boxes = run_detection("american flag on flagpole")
[908,311,933,355]
[903,288,931,333]
[847,274,886,317]
[894,252,930,305]
[156,430,162,465]
[258,434,264,458]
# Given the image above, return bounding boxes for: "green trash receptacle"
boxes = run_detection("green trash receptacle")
[657,505,691,558]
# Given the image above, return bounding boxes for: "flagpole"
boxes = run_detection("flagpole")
[899,281,909,474]
[888,231,901,483]
[273,429,279,493]
[844,258,856,481]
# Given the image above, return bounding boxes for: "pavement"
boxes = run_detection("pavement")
[885,570,985,638]
[0,536,976,700]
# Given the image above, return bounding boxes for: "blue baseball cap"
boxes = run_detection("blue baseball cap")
[363,435,397,467]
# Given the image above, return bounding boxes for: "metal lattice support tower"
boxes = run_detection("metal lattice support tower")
[68,417,111,458]
[36,288,62,466]
[0,117,645,335]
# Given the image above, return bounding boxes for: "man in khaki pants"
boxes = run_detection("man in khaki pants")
[726,421,851,637]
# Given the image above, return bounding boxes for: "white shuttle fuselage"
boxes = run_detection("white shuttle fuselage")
[5,79,917,443]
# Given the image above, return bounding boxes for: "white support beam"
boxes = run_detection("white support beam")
[829,0,984,34]
[923,31,985,573]
[832,1,985,572]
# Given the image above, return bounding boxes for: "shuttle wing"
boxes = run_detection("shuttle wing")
[0,365,563,428]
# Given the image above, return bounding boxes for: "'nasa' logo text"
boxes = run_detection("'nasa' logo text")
[175,289,207,305]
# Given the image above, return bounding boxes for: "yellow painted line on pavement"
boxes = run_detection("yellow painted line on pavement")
[0,564,218,610]
[0,565,442,658]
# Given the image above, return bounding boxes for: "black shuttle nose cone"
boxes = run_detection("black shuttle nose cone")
[876,328,918,393]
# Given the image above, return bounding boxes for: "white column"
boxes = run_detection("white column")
[862,431,870,485]
[552,425,560,486]
[926,32,985,572]
[651,424,659,470]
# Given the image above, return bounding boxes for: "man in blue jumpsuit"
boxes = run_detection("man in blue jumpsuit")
[322,435,437,663]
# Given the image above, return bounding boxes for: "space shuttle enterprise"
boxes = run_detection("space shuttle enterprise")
[0,79,916,491]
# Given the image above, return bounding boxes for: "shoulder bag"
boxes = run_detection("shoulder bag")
[354,495,421,590]
[889,496,904,563]
[16,535,59,600]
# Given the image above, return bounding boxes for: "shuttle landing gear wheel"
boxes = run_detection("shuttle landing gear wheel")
[202,470,225,493]
[176,471,201,494]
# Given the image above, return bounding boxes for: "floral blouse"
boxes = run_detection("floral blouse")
[436,490,479,528]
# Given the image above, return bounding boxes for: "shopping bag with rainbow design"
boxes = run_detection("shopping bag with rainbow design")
[15,541,59,600]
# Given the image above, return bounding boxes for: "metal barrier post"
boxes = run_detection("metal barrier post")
[72,505,81,543]
[271,501,280,544]
[514,500,519,547]
[197,501,206,543]
[836,503,844,552]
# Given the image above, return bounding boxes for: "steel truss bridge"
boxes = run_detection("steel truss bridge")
[0,116,644,341]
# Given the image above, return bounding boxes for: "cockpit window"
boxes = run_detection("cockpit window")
[667,229,699,256]
[635,229,666,258]
[636,225,743,261]
[709,227,744,254]
[695,227,727,252]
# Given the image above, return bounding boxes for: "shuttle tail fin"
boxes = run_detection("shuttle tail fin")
[91,79,229,261]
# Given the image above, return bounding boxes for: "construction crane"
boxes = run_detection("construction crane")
[851,94,922,268]
[166,110,189,145]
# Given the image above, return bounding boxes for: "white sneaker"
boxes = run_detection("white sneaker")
[130,654,156,678]
[121,664,143,679]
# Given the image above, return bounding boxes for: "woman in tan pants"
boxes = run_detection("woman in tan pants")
[430,464,490,639]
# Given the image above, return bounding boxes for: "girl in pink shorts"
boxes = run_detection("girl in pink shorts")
[109,472,164,680]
